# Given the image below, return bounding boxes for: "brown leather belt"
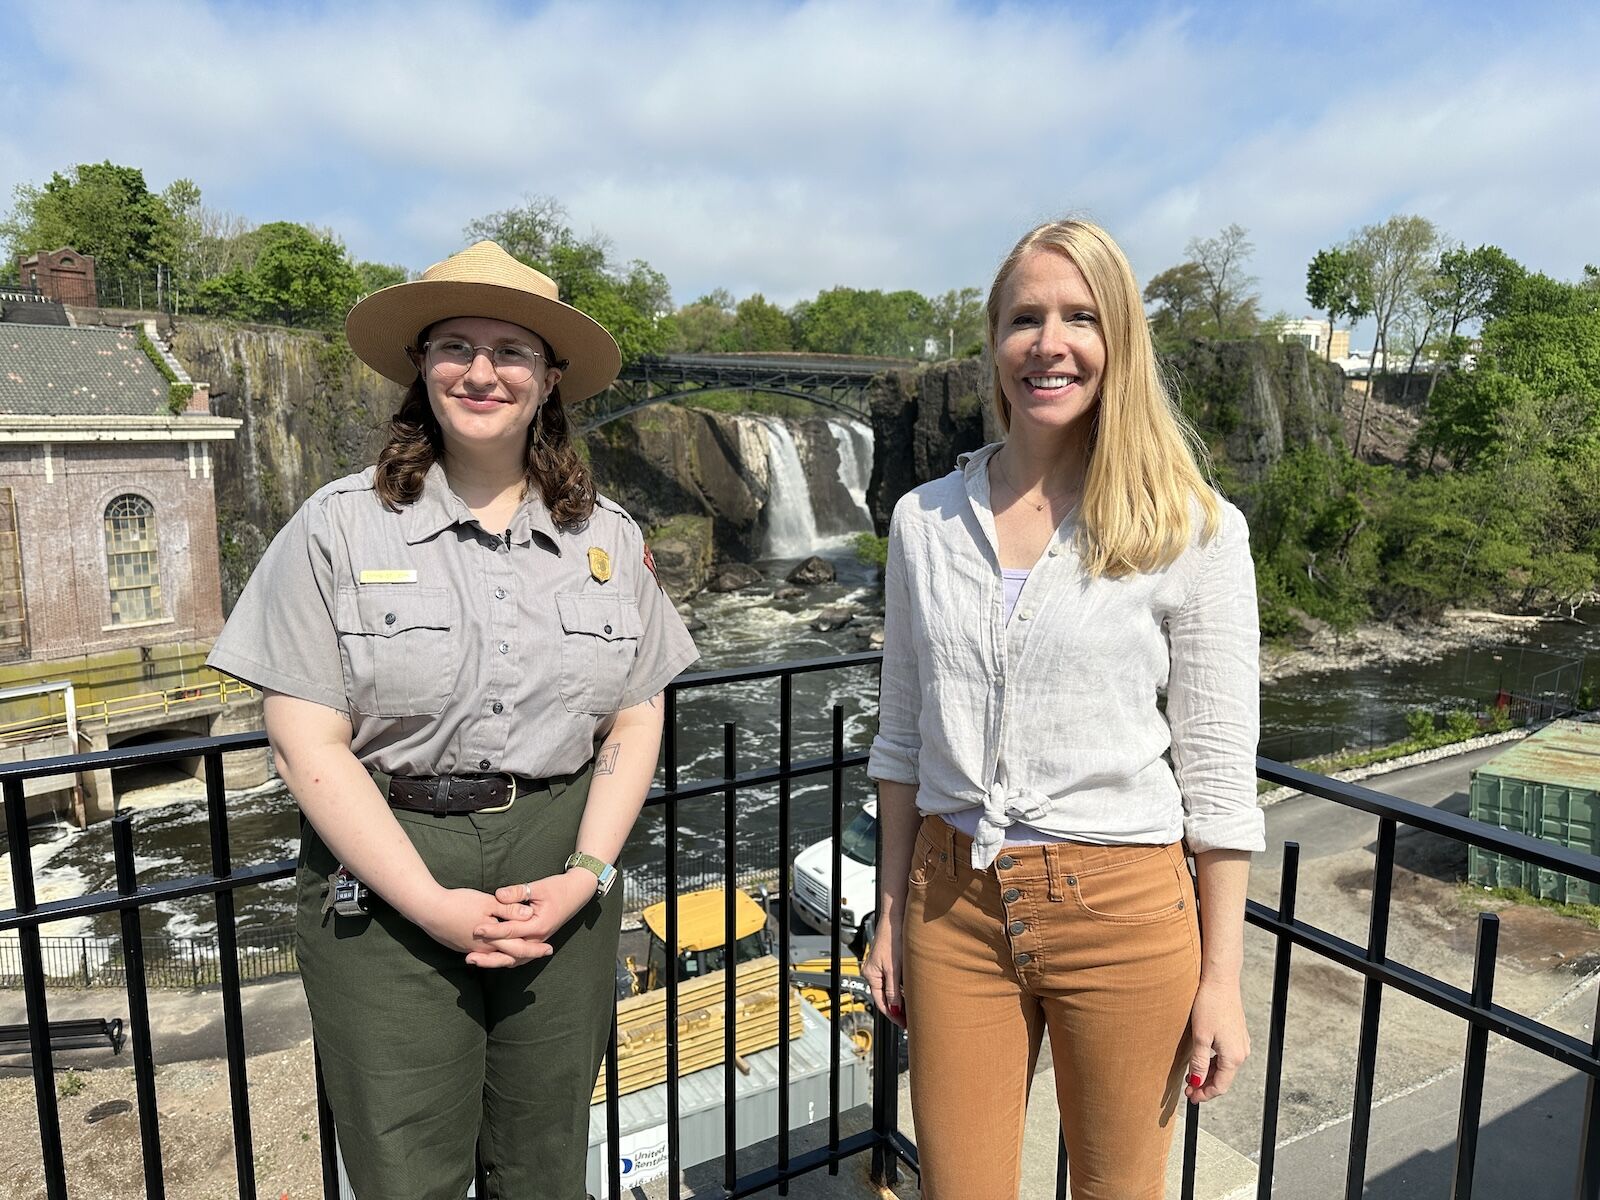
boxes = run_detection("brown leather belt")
[383,772,538,816]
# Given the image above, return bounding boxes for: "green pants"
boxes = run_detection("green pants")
[295,764,622,1200]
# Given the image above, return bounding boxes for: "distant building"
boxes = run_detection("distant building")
[15,247,98,307]
[1276,317,1350,361]
[0,317,257,824]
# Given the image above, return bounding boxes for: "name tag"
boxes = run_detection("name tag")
[358,569,418,584]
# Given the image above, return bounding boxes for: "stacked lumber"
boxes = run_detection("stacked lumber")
[593,955,804,1104]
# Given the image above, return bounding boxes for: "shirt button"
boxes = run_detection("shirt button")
[1019,608,1033,621]
[494,587,506,600]
[603,623,613,635]
[1048,545,1061,557]
[1009,920,1026,935]
[383,612,396,625]
[478,759,491,771]
[498,641,510,654]
[997,854,1016,870]
[492,700,504,715]
[1003,887,1020,902]
[1015,953,1032,966]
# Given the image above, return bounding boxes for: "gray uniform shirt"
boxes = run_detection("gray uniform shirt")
[208,463,699,778]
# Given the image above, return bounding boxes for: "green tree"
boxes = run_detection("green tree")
[794,287,930,357]
[928,286,984,358]
[1145,261,1210,348]
[671,290,735,352]
[1347,214,1440,456]
[2,161,179,304]
[355,261,409,294]
[1185,223,1260,338]
[728,293,793,351]
[192,222,361,329]
[1305,247,1370,361]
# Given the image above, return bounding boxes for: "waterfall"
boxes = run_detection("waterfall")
[825,419,874,528]
[753,416,821,558]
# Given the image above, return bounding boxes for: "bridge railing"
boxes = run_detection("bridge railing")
[5,653,1600,1198]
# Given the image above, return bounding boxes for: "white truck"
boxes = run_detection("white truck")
[789,800,878,940]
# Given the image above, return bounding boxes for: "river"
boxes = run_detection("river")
[4,422,1596,958]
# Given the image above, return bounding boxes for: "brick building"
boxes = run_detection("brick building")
[0,320,253,823]
[15,247,98,306]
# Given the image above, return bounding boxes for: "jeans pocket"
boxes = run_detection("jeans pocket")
[1068,845,1188,924]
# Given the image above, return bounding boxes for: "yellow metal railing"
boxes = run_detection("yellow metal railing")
[0,677,256,743]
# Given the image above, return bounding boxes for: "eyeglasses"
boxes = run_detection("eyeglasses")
[421,337,545,383]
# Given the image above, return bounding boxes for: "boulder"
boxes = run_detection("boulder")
[810,605,856,633]
[786,555,836,586]
[643,515,715,601]
[707,564,765,593]
[772,585,807,601]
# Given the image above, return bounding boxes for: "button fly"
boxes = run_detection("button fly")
[997,855,1016,870]
[1003,888,1020,902]
[1015,953,1032,966]
[1009,920,1026,935]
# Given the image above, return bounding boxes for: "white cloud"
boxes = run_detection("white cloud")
[3,0,1597,320]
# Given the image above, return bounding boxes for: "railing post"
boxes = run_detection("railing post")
[722,721,739,1196]
[1257,842,1301,1198]
[777,672,793,1195]
[1576,983,1600,1200]
[1345,817,1397,1200]
[1451,913,1500,1198]
[663,686,682,1200]
[204,749,256,1200]
[114,812,166,1198]
[4,777,67,1200]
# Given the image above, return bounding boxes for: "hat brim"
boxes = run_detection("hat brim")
[344,279,622,402]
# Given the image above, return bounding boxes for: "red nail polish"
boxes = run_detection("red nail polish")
[1187,1072,1204,1089]
[889,1003,902,1018]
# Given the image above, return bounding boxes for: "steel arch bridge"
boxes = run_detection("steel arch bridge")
[575,352,912,432]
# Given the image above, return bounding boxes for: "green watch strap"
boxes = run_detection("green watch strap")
[565,851,618,896]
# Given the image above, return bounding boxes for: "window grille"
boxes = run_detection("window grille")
[105,494,163,625]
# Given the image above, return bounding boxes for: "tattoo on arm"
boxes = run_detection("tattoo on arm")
[595,742,621,776]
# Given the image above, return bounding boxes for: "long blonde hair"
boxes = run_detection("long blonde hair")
[986,219,1218,577]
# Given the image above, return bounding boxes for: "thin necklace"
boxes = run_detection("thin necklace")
[994,453,1076,512]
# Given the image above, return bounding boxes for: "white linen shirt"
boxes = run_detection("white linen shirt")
[868,442,1266,868]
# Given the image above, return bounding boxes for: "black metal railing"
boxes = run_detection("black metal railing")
[5,652,1600,1199]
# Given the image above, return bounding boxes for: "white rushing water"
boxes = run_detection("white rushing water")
[826,418,875,527]
[752,416,821,558]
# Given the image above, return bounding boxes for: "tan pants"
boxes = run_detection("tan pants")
[902,816,1201,1200]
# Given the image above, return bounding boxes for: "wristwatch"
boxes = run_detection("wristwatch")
[564,851,619,897]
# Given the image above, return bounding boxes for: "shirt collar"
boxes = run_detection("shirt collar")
[400,461,562,554]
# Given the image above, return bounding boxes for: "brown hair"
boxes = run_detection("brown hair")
[372,332,595,528]
[985,218,1218,577]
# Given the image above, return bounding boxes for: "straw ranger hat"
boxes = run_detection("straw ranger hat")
[345,240,622,402]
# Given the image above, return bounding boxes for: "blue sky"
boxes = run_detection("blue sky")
[2,0,1597,341]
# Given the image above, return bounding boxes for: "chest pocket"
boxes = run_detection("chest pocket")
[335,585,455,717]
[556,592,642,715]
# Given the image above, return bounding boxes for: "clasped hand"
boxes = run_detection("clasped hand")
[417,871,595,968]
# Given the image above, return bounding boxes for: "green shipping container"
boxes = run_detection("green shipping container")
[1468,720,1600,905]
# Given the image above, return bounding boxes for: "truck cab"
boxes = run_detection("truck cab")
[635,886,772,993]
[789,800,878,938]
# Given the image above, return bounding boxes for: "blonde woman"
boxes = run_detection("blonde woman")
[863,219,1263,1199]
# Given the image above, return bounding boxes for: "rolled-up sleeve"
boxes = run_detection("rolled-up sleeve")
[1166,504,1265,853]
[207,498,347,711]
[618,524,700,710]
[868,504,922,785]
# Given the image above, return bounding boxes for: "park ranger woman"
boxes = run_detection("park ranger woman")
[208,241,698,1199]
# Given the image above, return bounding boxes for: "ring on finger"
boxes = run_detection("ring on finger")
[523,882,533,903]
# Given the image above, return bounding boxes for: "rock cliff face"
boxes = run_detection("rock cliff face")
[169,320,393,609]
[1163,339,1345,495]
[866,354,992,534]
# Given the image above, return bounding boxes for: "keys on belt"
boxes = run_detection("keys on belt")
[384,773,531,816]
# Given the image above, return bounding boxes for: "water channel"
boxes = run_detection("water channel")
[4,419,1596,967]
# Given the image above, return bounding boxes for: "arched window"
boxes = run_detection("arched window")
[104,495,163,624]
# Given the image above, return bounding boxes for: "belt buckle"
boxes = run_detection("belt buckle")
[477,773,519,814]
